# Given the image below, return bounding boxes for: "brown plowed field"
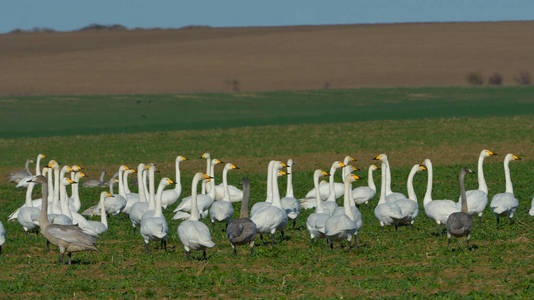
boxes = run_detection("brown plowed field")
[1,21,533,96]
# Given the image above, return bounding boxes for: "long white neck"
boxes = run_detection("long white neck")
[99,194,107,228]
[47,170,54,213]
[368,167,376,191]
[25,181,35,206]
[123,171,131,194]
[60,182,72,219]
[343,177,353,219]
[327,165,337,202]
[378,162,387,205]
[53,167,60,206]
[266,161,274,203]
[271,167,282,208]
[137,167,147,202]
[35,155,42,175]
[406,165,419,202]
[504,157,514,194]
[142,169,150,201]
[208,162,217,199]
[222,167,231,202]
[25,160,31,174]
[190,175,201,221]
[71,173,81,210]
[314,173,324,213]
[385,160,393,195]
[109,175,116,194]
[154,183,165,217]
[423,160,433,206]
[285,164,294,198]
[175,158,182,191]
[477,152,488,193]
[202,157,211,194]
[148,168,155,210]
[99,171,106,182]
[118,168,125,197]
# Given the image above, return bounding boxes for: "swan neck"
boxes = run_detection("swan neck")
[208,163,217,199]
[504,157,513,194]
[142,169,149,202]
[344,178,353,219]
[25,182,35,206]
[175,159,182,189]
[240,182,250,218]
[285,164,294,198]
[477,153,488,193]
[368,167,376,191]
[407,165,418,202]
[272,167,282,208]
[202,158,210,194]
[118,168,125,196]
[99,170,106,182]
[423,161,433,206]
[378,162,387,204]
[60,182,72,219]
[123,171,131,194]
[222,168,230,202]
[314,173,324,213]
[460,171,468,213]
[385,160,393,194]
[155,183,165,217]
[148,168,155,210]
[39,179,50,228]
[35,155,42,175]
[266,162,273,203]
[100,194,107,227]
[190,176,201,220]
[327,165,336,202]
[25,160,31,173]
[136,168,145,202]
[53,167,60,206]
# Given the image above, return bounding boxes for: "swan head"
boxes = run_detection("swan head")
[48,160,59,168]
[331,161,345,169]
[418,164,427,172]
[225,163,240,170]
[71,165,82,172]
[277,170,287,177]
[160,177,174,186]
[28,175,46,184]
[422,158,432,168]
[38,154,46,159]
[347,165,360,172]
[505,153,521,162]
[127,169,136,174]
[461,167,474,175]
[76,172,86,180]
[314,169,329,179]
[373,154,387,162]
[344,156,356,164]
[62,178,75,185]
[61,165,73,173]
[370,164,379,171]
[137,163,146,170]
[287,159,294,167]
[119,165,130,171]
[177,155,187,161]
[240,177,250,186]
[482,149,497,157]
[201,153,210,159]
[345,174,361,183]
[211,159,223,166]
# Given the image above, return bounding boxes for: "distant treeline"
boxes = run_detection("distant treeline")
[7,24,212,34]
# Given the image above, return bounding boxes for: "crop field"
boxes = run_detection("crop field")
[1,87,534,298]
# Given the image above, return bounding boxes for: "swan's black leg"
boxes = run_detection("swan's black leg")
[68,252,72,265]
[478,215,482,226]
[132,226,136,235]
[509,217,514,225]
[438,223,442,236]
[162,240,167,252]
[211,221,215,232]
[60,252,65,264]
[145,242,150,254]
[395,224,398,231]
[328,238,333,250]
[46,240,50,252]
[310,237,315,247]
[186,251,190,260]
[0,246,2,255]
[271,233,275,247]
[260,233,264,245]
[496,215,500,227]
[232,245,237,256]
[202,250,207,260]
[280,230,285,242]
[292,219,296,229]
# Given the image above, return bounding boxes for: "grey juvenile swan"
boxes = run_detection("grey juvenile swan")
[30,175,97,265]
[446,167,474,250]
[226,177,257,255]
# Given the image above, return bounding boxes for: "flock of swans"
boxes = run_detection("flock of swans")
[2,149,531,264]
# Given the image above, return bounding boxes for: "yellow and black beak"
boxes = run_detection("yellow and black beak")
[373,155,381,160]
[513,155,521,160]
[321,171,329,176]
[352,174,361,180]
[167,179,174,184]
[419,165,427,171]
[232,164,239,169]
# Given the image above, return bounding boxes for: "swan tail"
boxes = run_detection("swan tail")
[200,240,215,248]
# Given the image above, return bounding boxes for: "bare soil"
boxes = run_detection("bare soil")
[1,21,533,96]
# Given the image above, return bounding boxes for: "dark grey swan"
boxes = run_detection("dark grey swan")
[30,175,97,264]
[446,167,474,250]
[226,177,257,255]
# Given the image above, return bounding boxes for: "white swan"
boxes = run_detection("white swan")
[388,164,426,226]
[173,159,222,220]
[300,161,346,210]
[306,169,330,243]
[281,159,300,228]
[178,172,215,259]
[8,166,51,222]
[82,170,106,188]
[529,198,534,217]
[47,163,74,225]
[68,171,85,213]
[374,160,404,228]
[129,164,152,233]
[422,158,460,234]
[304,156,353,200]
[490,154,521,225]
[60,177,99,237]
[85,192,110,235]
[161,155,186,209]
[141,178,173,252]
[16,154,46,188]
[121,168,138,213]
[374,154,406,202]
[325,174,362,249]
[209,163,238,228]
[123,163,147,214]
[457,149,496,223]
[250,161,288,245]
[201,152,211,194]
[105,165,128,215]
[16,177,41,233]
[352,164,378,205]
[322,161,346,215]
[250,161,276,216]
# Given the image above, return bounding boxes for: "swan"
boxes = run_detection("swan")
[16,176,41,233]
[9,166,53,222]
[60,177,99,237]
[178,172,215,259]
[325,174,362,249]
[201,152,211,194]
[209,163,239,229]
[123,163,147,214]
[82,170,106,188]
[490,154,521,225]
[213,160,243,202]
[82,173,119,216]
[374,154,406,202]
[16,154,46,188]
[447,167,474,250]
[140,178,173,253]
[68,171,86,213]
[456,149,496,224]
[250,161,288,246]
[106,165,128,214]
[250,160,276,216]
[29,175,97,265]
[47,163,74,225]
[529,198,534,217]
[161,155,186,209]
[0,221,5,255]
[129,164,152,233]
[280,159,300,228]
[352,164,378,206]
[8,158,32,183]
[120,168,138,211]
[303,157,353,200]
[422,158,460,235]
[226,177,257,255]
[306,169,330,244]
[85,192,110,235]
[374,160,404,229]
[173,159,222,220]
[322,161,347,215]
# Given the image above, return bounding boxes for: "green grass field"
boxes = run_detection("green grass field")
[1,87,534,298]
